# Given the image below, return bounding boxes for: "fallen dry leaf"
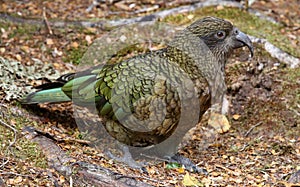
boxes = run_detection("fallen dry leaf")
[46,38,54,45]
[232,114,241,120]
[208,112,231,134]
[182,172,202,186]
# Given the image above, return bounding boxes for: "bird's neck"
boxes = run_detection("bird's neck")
[163,46,227,81]
[162,47,201,80]
[210,46,232,72]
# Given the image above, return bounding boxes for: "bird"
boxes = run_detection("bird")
[21,17,253,172]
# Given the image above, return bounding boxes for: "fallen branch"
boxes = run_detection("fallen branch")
[0,0,281,29]
[0,0,244,29]
[249,35,300,68]
[22,126,153,187]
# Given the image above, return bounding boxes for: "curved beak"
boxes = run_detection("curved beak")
[234,29,254,57]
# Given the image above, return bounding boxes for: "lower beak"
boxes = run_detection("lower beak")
[234,30,254,57]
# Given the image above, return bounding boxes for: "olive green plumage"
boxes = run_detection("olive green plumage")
[22,17,253,158]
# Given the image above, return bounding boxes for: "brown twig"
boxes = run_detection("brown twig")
[244,122,262,137]
[32,128,91,145]
[42,7,53,35]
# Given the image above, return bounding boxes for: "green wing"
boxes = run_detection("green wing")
[94,56,156,122]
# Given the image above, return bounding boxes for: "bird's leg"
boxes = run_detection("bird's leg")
[221,95,229,115]
[166,153,207,174]
[206,67,231,133]
[105,144,147,172]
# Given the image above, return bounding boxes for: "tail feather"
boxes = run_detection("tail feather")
[21,88,71,104]
[21,73,98,105]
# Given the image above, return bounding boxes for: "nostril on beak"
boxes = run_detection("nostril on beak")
[234,28,239,35]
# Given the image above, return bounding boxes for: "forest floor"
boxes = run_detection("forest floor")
[0,0,299,186]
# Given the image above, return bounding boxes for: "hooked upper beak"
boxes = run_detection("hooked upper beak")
[233,29,254,57]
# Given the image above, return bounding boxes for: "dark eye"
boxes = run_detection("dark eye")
[215,31,226,39]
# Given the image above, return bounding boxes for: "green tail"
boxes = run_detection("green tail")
[21,74,99,105]
[21,87,71,104]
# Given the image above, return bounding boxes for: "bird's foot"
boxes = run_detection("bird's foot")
[166,153,208,174]
[105,145,148,173]
[208,112,231,134]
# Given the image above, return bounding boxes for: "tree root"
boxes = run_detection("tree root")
[0,0,244,29]
[22,126,153,187]
[249,35,300,68]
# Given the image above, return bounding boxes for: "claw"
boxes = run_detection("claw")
[167,153,208,174]
[105,145,148,173]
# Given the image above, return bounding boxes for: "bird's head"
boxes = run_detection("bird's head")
[186,16,253,64]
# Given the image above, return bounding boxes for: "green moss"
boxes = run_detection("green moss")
[281,67,300,110]
[163,13,191,26]
[163,6,300,58]
[14,138,48,168]
[283,67,300,82]
[8,23,39,39]
[64,46,87,65]
[0,106,48,169]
